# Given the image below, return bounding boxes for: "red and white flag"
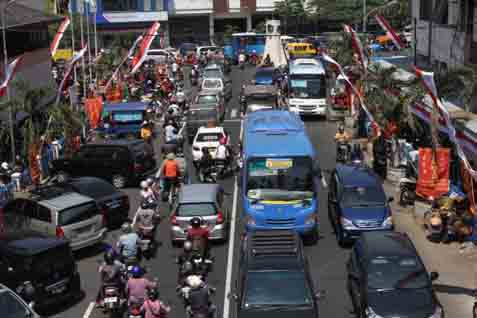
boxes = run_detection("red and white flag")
[375,14,405,50]
[322,53,375,124]
[131,22,160,73]
[55,46,88,105]
[0,56,23,97]
[343,24,368,70]
[50,17,71,57]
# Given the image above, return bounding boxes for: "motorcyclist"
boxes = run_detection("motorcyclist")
[185,275,216,318]
[140,180,157,204]
[373,130,388,179]
[177,241,194,266]
[164,109,179,130]
[250,49,258,65]
[238,50,246,68]
[126,265,157,305]
[214,137,230,168]
[96,249,126,307]
[141,121,153,145]
[141,288,171,318]
[136,201,159,233]
[335,124,351,159]
[198,147,213,180]
[162,152,181,198]
[164,120,180,144]
[187,217,209,258]
[117,222,140,262]
[171,60,179,79]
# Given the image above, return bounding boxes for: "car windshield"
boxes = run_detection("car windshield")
[246,157,314,196]
[246,95,276,106]
[0,290,32,318]
[341,186,386,207]
[71,180,117,199]
[196,95,218,104]
[58,202,98,226]
[111,111,143,123]
[203,69,222,78]
[177,203,216,217]
[189,109,217,120]
[289,74,326,98]
[367,256,429,290]
[203,79,222,89]
[244,271,313,307]
[255,70,273,80]
[196,132,223,142]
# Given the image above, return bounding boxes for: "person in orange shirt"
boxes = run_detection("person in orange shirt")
[161,153,181,199]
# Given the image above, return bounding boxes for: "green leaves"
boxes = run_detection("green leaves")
[436,64,477,112]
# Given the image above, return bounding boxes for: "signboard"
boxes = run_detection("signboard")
[416,148,450,199]
[97,11,168,24]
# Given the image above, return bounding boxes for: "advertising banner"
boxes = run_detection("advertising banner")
[417,148,450,199]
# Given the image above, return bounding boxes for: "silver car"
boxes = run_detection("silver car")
[170,184,228,244]
[0,284,41,317]
[201,77,232,101]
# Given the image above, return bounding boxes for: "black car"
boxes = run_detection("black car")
[234,230,321,318]
[186,105,221,143]
[347,231,443,318]
[52,139,156,188]
[0,230,81,311]
[55,177,130,228]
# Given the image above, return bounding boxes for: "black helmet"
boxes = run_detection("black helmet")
[182,261,194,274]
[190,217,201,228]
[338,124,345,133]
[147,288,159,300]
[141,201,154,210]
[104,250,115,265]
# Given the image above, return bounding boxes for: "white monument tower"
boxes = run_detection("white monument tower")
[261,20,287,67]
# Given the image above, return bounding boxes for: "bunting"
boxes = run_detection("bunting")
[375,14,405,50]
[55,46,88,105]
[50,17,71,57]
[0,56,23,97]
[131,22,160,74]
[343,24,368,70]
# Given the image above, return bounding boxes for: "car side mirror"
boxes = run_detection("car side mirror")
[388,197,394,203]
[430,271,439,281]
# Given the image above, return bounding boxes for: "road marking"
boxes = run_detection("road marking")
[82,301,95,318]
[230,109,238,118]
[223,119,243,318]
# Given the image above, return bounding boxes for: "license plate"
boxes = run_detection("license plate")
[104,297,118,303]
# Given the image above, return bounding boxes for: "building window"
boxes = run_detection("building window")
[103,0,138,11]
[420,0,433,20]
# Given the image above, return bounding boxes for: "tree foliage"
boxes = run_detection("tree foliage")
[436,64,477,112]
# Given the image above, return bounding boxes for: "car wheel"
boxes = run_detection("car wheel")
[303,227,318,245]
[112,175,127,189]
[56,171,69,183]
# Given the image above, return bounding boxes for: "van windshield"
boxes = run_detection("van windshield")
[0,290,33,318]
[289,74,326,99]
[58,202,98,226]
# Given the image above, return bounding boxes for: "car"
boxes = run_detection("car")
[253,67,281,85]
[239,84,278,114]
[201,77,232,101]
[54,177,130,228]
[193,91,225,117]
[191,126,226,164]
[234,230,321,318]
[0,283,41,317]
[186,104,222,144]
[169,183,228,244]
[196,46,218,57]
[2,188,106,251]
[0,231,81,310]
[327,164,394,246]
[144,49,173,63]
[52,139,156,189]
[199,63,228,86]
[347,231,443,318]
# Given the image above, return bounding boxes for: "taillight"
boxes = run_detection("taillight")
[170,213,178,225]
[56,226,65,239]
[216,211,224,224]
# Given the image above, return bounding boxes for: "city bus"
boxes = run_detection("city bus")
[287,58,328,117]
[242,110,321,241]
[230,32,266,64]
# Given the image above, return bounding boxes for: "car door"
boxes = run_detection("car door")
[327,172,338,226]
[347,246,364,314]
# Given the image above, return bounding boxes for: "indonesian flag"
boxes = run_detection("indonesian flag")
[55,46,88,105]
[343,24,368,70]
[322,53,376,124]
[50,17,70,57]
[375,14,405,50]
[414,67,477,179]
[131,22,160,74]
[0,56,23,97]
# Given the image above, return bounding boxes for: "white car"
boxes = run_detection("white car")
[196,46,218,56]
[144,49,174,63]
[191,126,226,163]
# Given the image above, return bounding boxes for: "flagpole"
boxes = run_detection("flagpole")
[79,0,87,98]
[86,2,93,88]
[70,11,77,82]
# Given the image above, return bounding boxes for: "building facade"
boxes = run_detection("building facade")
[69,0,276,47]
[412,0,477,70]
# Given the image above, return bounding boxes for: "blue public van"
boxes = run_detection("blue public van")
[230,32,266,64]
[98,101,149,137]
[242,110,321,241]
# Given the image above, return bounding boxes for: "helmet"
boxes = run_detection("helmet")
[201,147,208,154]
[131,265,142,278]
[121,222,132,233]
[190,217,201,228]
[140,180,149,189]
[1,162,8,170]
[182,261,194,274]
[338,124,344,133]
[168,108,174,114]
[166,153,176,160]
[104,250,115,265]
[186,275,203,289]
[141,201,154,210]
[184,240,193,252]
[147,288,159,300]
[219,137,226,145]
[146,178,155,186]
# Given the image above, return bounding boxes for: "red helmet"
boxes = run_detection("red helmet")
[219,137,226,145]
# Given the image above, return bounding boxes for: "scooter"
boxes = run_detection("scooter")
[398,177,416,207]
[102,284,124,317]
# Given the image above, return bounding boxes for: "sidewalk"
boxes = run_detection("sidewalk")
[361,141,477,318]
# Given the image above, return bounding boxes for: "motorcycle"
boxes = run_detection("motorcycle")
[128,300,143,318]
[215,159,230,179]
[103,284,123,317]
[137,224,156,259]
[190,67,199,86]
[238,54,246,70]
[198,166,217,183]
[398,177,416,207]
[177,282,216,318]
[336,142,350,163]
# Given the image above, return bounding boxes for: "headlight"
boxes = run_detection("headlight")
[340,217,356,230]
[365,307,383,318]
[429,306,443,318]
[382,216,393,228]
[305,213,317,225]
[246,215,256,226]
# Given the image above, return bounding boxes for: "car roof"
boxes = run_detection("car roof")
[0,231,68,256]
[243,84,277,96]
[360,232,417,259]
[178,184,221,204]
[103,101,148,111]
[39,192,94,210]
[68,176,113,187]
[197,126,225,134]
[289,59,325,75]
[197,91,220,97]
[335,163,381,188]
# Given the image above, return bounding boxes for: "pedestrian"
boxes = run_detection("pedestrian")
[372,130,388,180]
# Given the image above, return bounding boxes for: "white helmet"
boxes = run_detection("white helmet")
[1,162,9,170]
[186,275,203,289]
[140,180,149,189]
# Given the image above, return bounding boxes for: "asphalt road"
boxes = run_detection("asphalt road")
[54,66,353,318]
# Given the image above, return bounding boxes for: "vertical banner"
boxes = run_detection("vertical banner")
[461,161,476,213]
[84,96,103,129]
[416,148,450,199]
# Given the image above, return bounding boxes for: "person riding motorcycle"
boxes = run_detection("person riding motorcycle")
[164,120,180,144]
[187,217,209,258]
[141,288,171,318]
[184,275,216,318]
[214,138,230,169]
[177,241,195,267]
[250,49,258,65]
[136,201,159,232]
[96,249,126,307]
[126,265,157,305]
[162,153,181,198]
[335,124,351,160]
[373,130,388,179]
[238,50,246,68]
[117,222,140,262]
[198,147,213,180]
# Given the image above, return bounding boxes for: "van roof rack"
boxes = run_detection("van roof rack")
[249,230,299,257]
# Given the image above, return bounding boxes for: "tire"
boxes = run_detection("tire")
[111,174,127,189]
[56,171,69,183]
[304,227,319,245]
[473,302,477,318]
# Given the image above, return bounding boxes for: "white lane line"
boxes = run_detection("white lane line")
[82,301,95,318]
[223,119,243,318]
[223,119,242,123]
[230,109,238,119]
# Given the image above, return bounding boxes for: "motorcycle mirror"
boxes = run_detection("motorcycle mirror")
[229,293,239,301]
[315,290,326,300]
[388,197,394,203]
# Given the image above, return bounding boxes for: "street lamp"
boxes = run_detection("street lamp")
[1,0,19,163]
